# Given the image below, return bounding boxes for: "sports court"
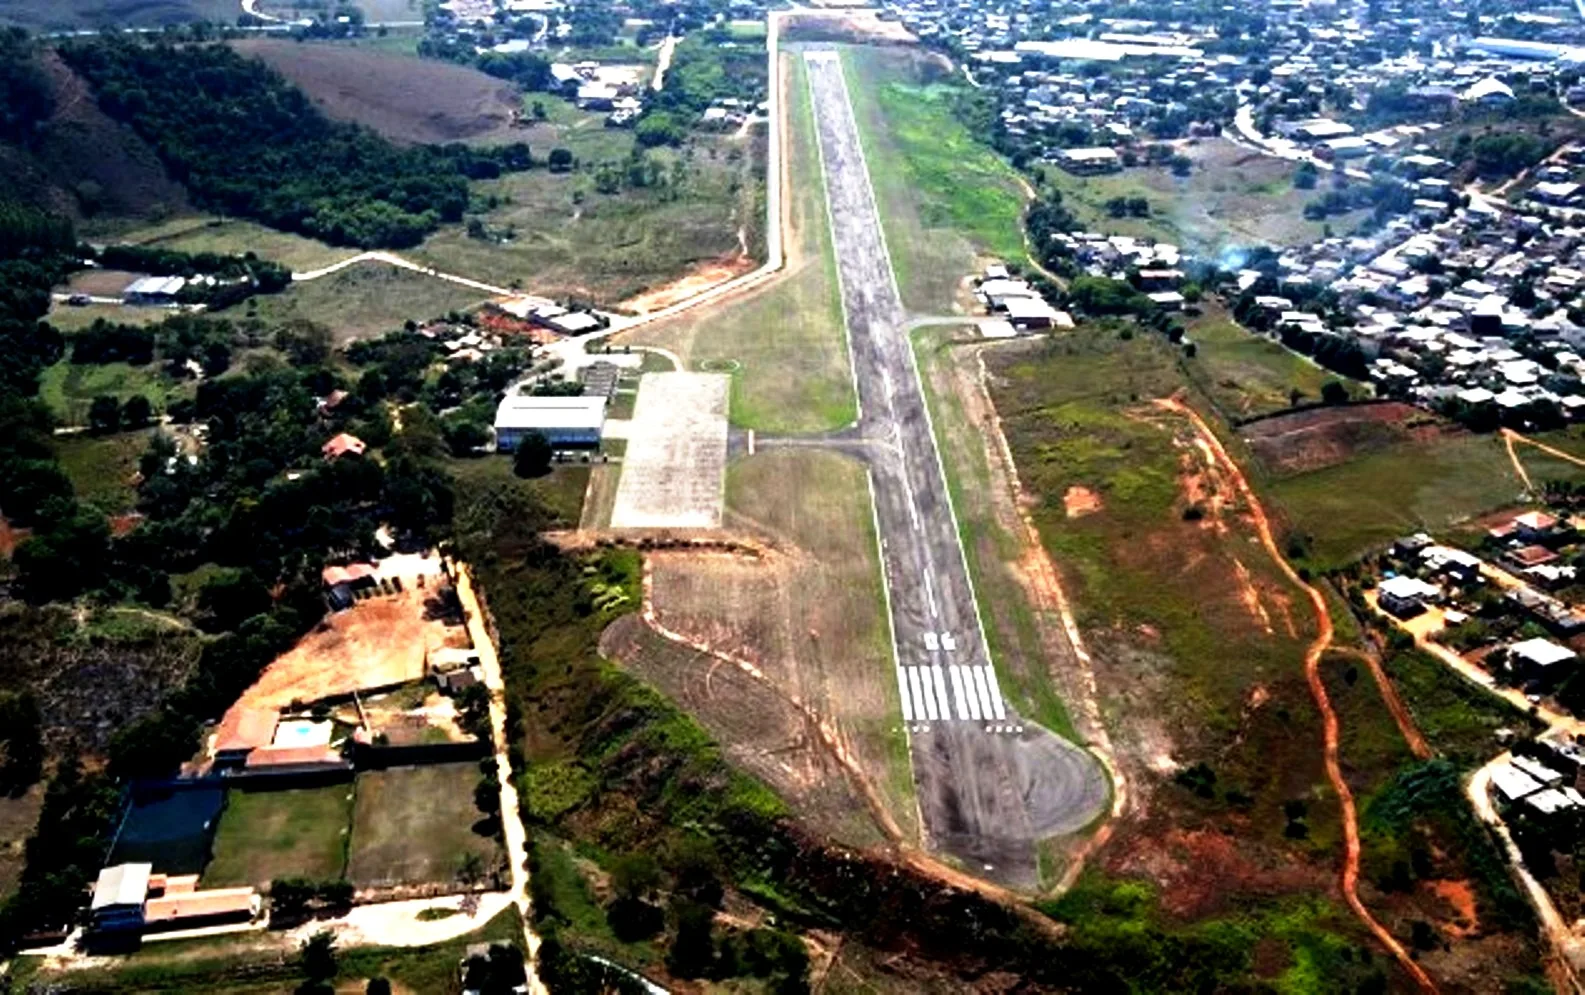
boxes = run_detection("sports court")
[610,372,730,528]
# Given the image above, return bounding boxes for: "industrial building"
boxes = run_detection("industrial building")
[494,394,608,450]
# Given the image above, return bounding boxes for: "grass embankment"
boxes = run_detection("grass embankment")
[625,55,854,434]
[841,45,1026,313]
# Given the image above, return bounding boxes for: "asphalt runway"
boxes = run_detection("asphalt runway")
[802,50,1107,885]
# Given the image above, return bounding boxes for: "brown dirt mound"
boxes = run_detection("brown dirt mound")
[1239,402,1452,477]
[0,52,189,223]
[232,41,524,146]
[1062,485,1101,518]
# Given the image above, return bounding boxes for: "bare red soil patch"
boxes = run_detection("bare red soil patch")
[1240,402,1454,477]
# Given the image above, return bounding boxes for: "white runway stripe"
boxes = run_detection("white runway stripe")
[897,667,914,723]
[930,667,950,723]
[971,666,996,721]
[980,666,1007,721]
[911,667,937,721]
[947,665,971,720]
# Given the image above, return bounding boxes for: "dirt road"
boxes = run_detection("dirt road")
[1156,395,1438,994]
[454,562,547,995]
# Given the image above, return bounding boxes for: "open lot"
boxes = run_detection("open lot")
[54,430,151,514]
[1039,138,1368,254]
[1240,401,1450,478]
[620,54,855,435]
[243,265,492,343]
[842,45,1026,314]
[412,130,762,307]
[634,448,914,845]
[219,575,463,724]
[610,372,730,529]
[347,763,502,891]
[203,783,354,889]
[1183,303,1367,419]
[231,41,524,147]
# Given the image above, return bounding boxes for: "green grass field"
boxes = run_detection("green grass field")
[624,55,853,434]
[1184,304,1366,419]
[842,46,1027,313]
[347,764,502,889]
[92,217,347,273]
[242,265,492,343]
[54,431,151,514]
[38,360,190,426]
[203,784,354,889]
[1268,433,1527,571]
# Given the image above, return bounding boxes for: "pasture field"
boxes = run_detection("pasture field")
[347,764,502,890]
[412,131,761,307]
[202,783,354,889]
[0,0,239,29]
[243,265,492,343]
[624,55,853,434]
[54,430,151,514]
[626,446,914,846]
[1037,138,1367,254]
[1183,303,1366,419]
[232,40,523,147]
[1265,432,1526,571]
[101,216,347,272]
[842,46,1027,313]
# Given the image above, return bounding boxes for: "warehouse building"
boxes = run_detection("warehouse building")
[495,394,607,450]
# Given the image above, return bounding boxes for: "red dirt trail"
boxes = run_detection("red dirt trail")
[1156,395,1438,994]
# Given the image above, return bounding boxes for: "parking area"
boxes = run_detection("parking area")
[610,372,730,528]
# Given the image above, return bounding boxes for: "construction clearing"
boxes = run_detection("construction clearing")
[610,372,731,529]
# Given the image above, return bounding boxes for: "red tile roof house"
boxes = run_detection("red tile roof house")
[321,433,366,460]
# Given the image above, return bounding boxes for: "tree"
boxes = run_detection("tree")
[667,900,716,978]
[513,431,553,478]
[548,148,575,173]
[366,980,392,995]
[1321,379,1349,405]
[0,691,43,794]
[88,394,121,434]
[636,111,686,148]
[121,393,153,428]
[1294,161,1319,190]
[300,930,337,984]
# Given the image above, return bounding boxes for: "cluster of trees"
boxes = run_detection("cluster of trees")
[0,757,119,945]
[1462,131,1550,181]
[69,314,237,378]
[59,41,534,248]
[646,36,766,126]
[1228,289,1370,380]
[0,29,54,146]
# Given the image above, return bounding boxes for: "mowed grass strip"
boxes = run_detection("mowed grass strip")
[203,784,354,889]
[628,55,853,434]
[841,45,1026,313]
[348,764,502,889]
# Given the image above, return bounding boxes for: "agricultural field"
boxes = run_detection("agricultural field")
[203,783,355,889]
[231,40,525,147]
[242,264,492,343]
[1182,303,1366,420]
[842,45,1027,314]
[612,446,911,847]
[347,763,502,890]
[1038,138,1368,254]
[623,55,853,434]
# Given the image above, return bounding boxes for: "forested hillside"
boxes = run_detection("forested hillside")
[58,40,536,248]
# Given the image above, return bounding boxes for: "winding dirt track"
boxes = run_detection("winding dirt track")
[1156,396,1438,994]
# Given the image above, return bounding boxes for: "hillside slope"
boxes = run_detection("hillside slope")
[232,40,524,145]
[0,52,188,224]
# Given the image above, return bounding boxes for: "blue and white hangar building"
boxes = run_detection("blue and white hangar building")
[495,394,608,450]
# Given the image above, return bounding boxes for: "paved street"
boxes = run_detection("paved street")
[803,50,1106,884]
